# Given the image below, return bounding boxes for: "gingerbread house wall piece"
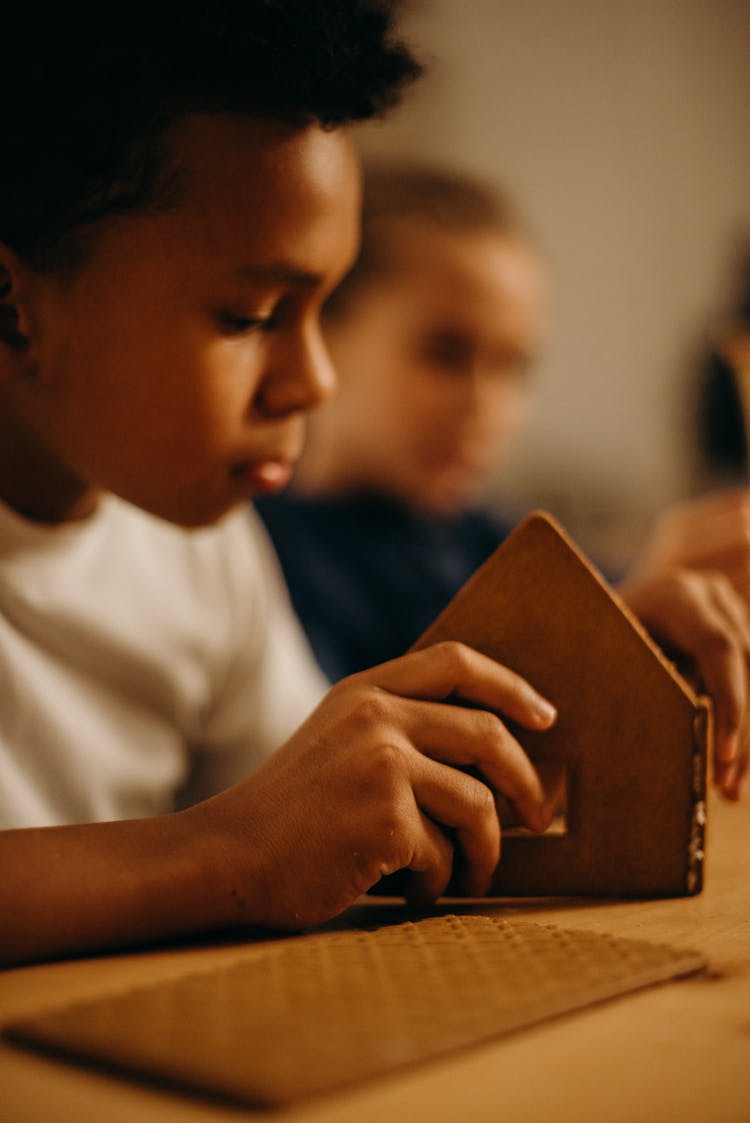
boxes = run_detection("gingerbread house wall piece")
[410,512,710,897]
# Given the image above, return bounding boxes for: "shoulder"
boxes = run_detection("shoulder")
[452,505,516,558]
[254,492,382,562]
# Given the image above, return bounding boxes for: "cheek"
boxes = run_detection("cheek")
[153,337,264,462]
[100,332,251,466]
[409,367,470,431]
[487,384,531,446]
[381,368,447,446]
[339,344,407,430]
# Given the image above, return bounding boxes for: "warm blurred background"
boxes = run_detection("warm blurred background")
[358,0,750,567]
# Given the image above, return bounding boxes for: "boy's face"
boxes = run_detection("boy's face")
[322,223,545,516]
[2,114,360,525]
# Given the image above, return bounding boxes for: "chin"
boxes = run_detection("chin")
[136,493,239,530]
[416,489,474,519]
[410,466,483,518]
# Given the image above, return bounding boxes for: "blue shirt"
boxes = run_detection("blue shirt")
[254,491,515,682]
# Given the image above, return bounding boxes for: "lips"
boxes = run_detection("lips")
[230,458,294,495]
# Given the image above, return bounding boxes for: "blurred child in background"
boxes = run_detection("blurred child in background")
[257,162,750,800]
[257,165,543,680]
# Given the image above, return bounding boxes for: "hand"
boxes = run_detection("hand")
[632,489,750,603]
[191,641,557,929]
[618,568,750,801]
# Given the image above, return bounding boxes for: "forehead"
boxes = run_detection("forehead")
[368,223,546,338]
[400,223,540,296]
[132,113,362,276]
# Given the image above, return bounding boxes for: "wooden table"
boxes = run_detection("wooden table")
[2,792,749,1122]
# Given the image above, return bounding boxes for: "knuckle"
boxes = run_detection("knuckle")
[373,787,413,845]
[675,567,736,612]
[368,741,410,792]
[434,640,473,675]
[468,778,497,819]
[645,567,691,607]
[328,669,365,694]
[474,708,506,745]
[673,567,702,600]
[346,685,393,729]
[707,570,736,600]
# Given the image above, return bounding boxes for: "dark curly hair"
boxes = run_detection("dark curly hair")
[0,2,420,270]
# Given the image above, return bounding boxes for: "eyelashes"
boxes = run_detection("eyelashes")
[216,311,278,336]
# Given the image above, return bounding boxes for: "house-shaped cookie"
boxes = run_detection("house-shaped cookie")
[411,512,709,897]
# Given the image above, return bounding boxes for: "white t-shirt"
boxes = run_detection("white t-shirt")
[0,496,327,829]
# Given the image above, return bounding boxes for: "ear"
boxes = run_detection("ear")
[0,244,37,378]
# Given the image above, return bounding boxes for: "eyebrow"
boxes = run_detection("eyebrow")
[235,262,323,288]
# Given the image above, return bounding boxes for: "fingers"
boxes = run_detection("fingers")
[672,543,750,603]
[631,493,750,799]
[410,757,501,897]
[402,807,456,904]
[701,557,750,600]
[358,641,557,731]
[373,756,499,902]
[621,568,750,798]
[692,576,750,772]
[394,697,551,831]
[706,564,750,637]
[721,746,749,802]
[315,646,558,905]
[385,707,551,899]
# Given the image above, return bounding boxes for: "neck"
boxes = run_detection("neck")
[0,397,99,524]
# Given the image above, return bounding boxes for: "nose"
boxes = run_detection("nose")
[451,360,521,438]
[452,361,487,420]
[255,321,338,418]
[465,360,528,447]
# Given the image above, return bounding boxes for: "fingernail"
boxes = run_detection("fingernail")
[536,800,554,832]
[717,731,739,765]
[534,699,557,726]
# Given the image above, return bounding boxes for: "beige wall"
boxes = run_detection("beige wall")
[359,0,750,563]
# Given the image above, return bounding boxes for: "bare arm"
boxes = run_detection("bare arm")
[0,811,240,965]
[0,642,557,966]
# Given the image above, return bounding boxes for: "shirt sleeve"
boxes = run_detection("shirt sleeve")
[176,507,329,806]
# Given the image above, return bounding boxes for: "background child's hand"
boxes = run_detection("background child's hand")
[618,567,750,801]
[632,489,750,604]
[191,642,557,930]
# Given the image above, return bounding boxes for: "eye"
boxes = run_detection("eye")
[420,331,473,373]
[216,311,277,336]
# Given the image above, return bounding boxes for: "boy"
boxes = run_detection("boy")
[0,4,746,966]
